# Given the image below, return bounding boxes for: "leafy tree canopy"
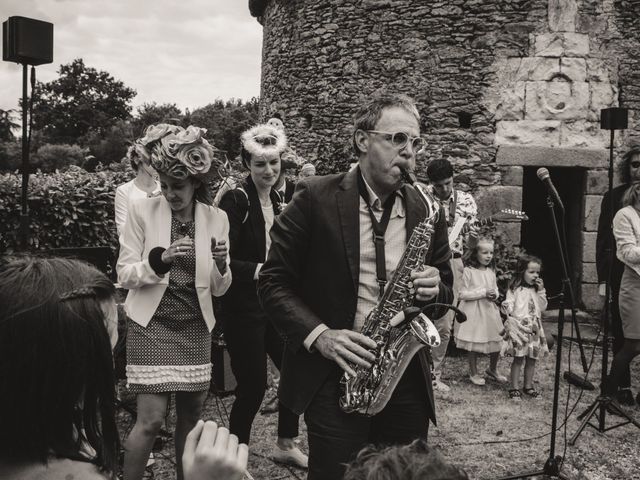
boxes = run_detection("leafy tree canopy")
[131,102,183,137]
[0,109,19,142]
[190,98,259,161]
[31,58,136,144]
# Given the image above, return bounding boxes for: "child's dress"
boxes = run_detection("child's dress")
[501,286,549,358]
[455,267,503,354]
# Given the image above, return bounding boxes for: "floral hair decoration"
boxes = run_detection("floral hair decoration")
[138,123,220,180]
[241,124,287,160]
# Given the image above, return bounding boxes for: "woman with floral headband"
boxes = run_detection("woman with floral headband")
[117,124,232,480]
[218,123,307,468]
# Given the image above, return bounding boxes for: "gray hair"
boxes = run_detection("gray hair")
[352,93,420,155]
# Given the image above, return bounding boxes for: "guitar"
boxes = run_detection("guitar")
[449,209,528,246]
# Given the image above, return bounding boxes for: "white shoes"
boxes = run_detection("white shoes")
[272,444,309,469]
[469,374,486,386]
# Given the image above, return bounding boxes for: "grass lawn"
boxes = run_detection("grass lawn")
[117,327,640,480]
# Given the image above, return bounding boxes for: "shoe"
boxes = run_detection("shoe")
[469,374,486,386]
[616,388,635,406]
[508,389,522,401]
[523,387,540,399]
[273,445,308,469]
[432,378,451,392]
[485,368,508,384]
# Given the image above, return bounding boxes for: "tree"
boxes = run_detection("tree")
[30,58,136,145]
[190,98,259,160]
[0,109,19,141]
[131,102,183,138]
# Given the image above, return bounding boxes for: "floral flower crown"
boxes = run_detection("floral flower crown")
[241,124,287,159]
[137,123,220,180]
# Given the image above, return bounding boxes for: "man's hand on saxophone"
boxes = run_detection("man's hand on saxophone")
[409,266,441,302]
[313,330,377,377]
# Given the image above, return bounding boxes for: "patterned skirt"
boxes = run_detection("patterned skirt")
[125,217,212,394]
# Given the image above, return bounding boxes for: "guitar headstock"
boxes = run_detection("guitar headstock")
[490,209,529,223]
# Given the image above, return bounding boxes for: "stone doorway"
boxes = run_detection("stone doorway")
[520,166,585,308]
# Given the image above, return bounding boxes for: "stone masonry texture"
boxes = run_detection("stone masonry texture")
[250,0,640,310]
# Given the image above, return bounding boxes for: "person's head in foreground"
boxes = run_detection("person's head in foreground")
[343,439,469,480]
[0,255,119,477]
[352,93,426,197]
[139,123,223,210]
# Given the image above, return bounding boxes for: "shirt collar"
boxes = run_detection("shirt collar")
[360,174,405,217]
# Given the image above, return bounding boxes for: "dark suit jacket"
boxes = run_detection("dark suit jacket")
[257,168,453,422]
[218,176,285,312]
[596,184,628,292]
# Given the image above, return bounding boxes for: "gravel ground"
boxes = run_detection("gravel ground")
[116,333,640,480]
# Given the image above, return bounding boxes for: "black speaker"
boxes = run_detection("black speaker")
[3,16,53,66]
[600,107,628,131]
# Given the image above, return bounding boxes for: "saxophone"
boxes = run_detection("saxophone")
[339,168,442,416]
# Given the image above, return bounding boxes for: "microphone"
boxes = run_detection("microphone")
[536,168,564,210]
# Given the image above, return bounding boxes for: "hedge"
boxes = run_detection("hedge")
[0,166,133,255]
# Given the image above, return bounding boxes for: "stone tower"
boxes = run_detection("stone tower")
[249,0,640,310]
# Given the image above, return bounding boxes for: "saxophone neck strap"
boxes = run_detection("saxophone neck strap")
[357,168,396,298]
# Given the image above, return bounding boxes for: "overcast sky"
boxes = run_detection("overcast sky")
[0,0,263,114]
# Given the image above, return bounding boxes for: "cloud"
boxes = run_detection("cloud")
[0,0,262,113]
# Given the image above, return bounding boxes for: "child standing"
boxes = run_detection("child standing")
[455,238,508,386]
[501,255,549,400]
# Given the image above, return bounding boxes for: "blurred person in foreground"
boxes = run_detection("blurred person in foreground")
[0,255,247,480]
[343,439,468,480]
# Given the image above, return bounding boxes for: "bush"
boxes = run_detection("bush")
[0,140,22,171]
[32,143,87,172]
[0,168,133,255]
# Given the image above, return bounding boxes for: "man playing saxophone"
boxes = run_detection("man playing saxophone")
[257,93,453,480]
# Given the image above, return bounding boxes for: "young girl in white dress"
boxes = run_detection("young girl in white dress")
[455,238,508,386]
[501,255,549,400]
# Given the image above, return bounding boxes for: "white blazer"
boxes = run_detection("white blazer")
[117,196,232,331]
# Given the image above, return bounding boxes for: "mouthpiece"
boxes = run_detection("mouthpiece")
[400,167,418,185]
[536,167,550,181]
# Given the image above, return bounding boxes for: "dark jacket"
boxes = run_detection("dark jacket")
[257,168,453,421]
[218,176,285,311]
[596,184,628,291]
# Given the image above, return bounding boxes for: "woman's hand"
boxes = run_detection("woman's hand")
[211,238,228,273]
[183,420,248,480]
[161,236,194,264]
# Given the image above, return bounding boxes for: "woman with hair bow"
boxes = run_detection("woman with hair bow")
[218,123,307,468]
[117,124,232,480]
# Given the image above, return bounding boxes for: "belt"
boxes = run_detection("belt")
[452,252,462,259]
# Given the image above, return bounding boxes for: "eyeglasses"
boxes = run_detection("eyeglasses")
[366,130,427,152]
[630,161,640,168]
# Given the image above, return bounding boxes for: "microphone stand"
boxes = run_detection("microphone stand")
[569,127,640,445]
[498,195,569,479]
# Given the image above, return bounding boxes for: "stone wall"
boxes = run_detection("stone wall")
[252,0,640,310]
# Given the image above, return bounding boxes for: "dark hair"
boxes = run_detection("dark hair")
[352,93,420,155]
[0,255,119,477]
[240,145,252,169]
[344,439,468,480]
[508,254,543,291]
[426,158,454,183]
[619,144,640,184]
[463,237,496,270]
[194,179,214,205]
